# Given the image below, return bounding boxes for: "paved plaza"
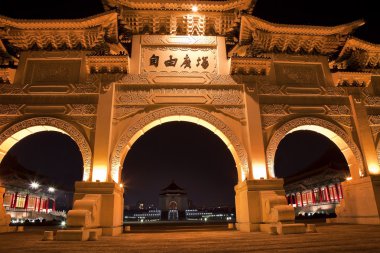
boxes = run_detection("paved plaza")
[0,223,379,253]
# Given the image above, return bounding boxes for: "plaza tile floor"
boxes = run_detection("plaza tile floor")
[0,224,379,252]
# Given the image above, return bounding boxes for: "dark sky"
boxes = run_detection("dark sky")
[0,0,375,208]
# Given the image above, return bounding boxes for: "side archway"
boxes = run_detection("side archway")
[0,117,92,181]
[266,117,364,179]
[111,106,249,183]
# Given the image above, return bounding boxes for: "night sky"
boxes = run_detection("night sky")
[0,0,378,208]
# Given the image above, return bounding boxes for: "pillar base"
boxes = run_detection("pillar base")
[235,179,302,233]
[235,222,260,232]
[328,176,380,225]
[57,182,124,240]
[0,187,11,233]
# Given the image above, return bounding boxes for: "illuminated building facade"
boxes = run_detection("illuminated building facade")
[284,162,347,216]
[159,181,188,220]
[0,155,62,222]
[0,0,380,239]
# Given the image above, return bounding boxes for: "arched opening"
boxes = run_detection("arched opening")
[111,106,249,184]
[121,122,237,223]
[0,118,91,225]
[267,117,364,222]
[267,118,364,180]
[0,118,92,181]
[0,131,84,224]
[274,130,349,221]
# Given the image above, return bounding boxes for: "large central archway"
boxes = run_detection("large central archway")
[266,117,365,180]
[111,106,249,183]
[0,117,92,181]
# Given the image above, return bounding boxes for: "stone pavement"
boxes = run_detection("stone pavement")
[0,224,379,253]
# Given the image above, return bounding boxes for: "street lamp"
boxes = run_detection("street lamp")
[30,181,40,189]
[48,187,55,193]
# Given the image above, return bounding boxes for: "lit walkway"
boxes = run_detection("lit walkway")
[0,224,379,252]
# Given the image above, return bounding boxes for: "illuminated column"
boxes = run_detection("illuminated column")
[325,187,331,203]
[290,194,293,205]
[330,186,336,201]
[52,200,56,212]
[349,95,379,176]
[45,199,48,213]
[38,197,42,212]
[23,194,29,210]
[335,183,341,201]
[318,187,323,203]
[34,197,37,211]
[243,88,268,180]
[300,192,304,207]
[92,84,116,182]
[311,189,316,204]
[13,192,18,208]
[294,194,298,207]
[339,184,344,199]
[305,192,309,205]
[10,193,14,208]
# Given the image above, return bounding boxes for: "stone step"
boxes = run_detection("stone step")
[277,223,306,235]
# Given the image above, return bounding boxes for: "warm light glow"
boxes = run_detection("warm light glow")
[92,166,107,182]
[191,5,198,12]
[48,187,55,193]
[252,163,267,179]
[368,164,380,174]
[119,183,124,188]
[114,114,247,183]
[30,181,40,189]
[346,177,352,181]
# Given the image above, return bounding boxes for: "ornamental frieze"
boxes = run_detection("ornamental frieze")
[116,88,244,106]
[113,106,144,121]
[368,115,380,125]
[141,35,217,46]
[216,106,246,121]
[69,116,97,129]
[0,104,21,115]
[69,104,97,115]
[260,104,351,117]
[326,105,351,115]
[261,104,287,115]
[262,115,282,128]
[364,96,380,106]
[0,83,22,94]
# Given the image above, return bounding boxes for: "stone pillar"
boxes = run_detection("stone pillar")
[327,95,380,224]
[243,88,268,180]
[349,95,380,176]
[92,84,115,182]
[0,187,11,233]
[329,176,380,224]
[72,181,124,236]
